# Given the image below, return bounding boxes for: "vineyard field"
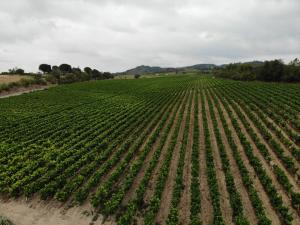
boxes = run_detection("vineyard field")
[0,75,300,225]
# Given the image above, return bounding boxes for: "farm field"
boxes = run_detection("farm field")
[0,75,300,225]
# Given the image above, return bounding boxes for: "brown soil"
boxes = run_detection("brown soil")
[259,105,299,148]
[155,91,191,224]
[122,91,187,205]
[232,101,300,191]
[209,93,258,223]
[229,101,300,223]
[204,92,234,224]
[198,93,213,225]
[235,102,300,173]
[178,92,194,224]
[286,119,300,137]
[64,95,174,208]
[90,93,186,202]
[73,96,177,200]
[0,197,107,225]
[139,92,189,220]
[216,94,282,225]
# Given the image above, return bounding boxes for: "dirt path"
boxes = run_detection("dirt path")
[155,91,191,224]
[204,93,234,224]
[216,94,282,225]
[0,197,106,225]
[198,93,213,225]
[210,93,258,223]
[178,92,194,224]
[0,85,51,99]
[232,101,300,190]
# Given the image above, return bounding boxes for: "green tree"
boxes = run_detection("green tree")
[84,67,92,75]
[15,68,25,75]
[91,69,103,80]
[39,64,52,74]
[59,64,72,74]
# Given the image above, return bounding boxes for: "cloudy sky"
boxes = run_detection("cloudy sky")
[0,0,299,72]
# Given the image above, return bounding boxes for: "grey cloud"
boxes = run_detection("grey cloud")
[0,0,299,72]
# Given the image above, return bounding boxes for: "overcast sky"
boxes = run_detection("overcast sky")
[0,0,299,72]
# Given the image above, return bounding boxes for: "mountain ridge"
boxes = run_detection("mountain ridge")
[118,61,264,75]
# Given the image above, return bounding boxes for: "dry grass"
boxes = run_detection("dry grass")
[0,75,31,84]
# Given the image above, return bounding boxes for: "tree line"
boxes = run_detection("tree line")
[1,64,114,85]
[214,59,300,82]
[1,67,26,75]
[39,63,113,84]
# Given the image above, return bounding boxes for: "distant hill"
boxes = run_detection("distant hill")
[122,65,176,75]
[181,64,217,70]
[120,64,217,75]
[118,61,264,75]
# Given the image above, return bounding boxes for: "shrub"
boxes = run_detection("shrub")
[45,74,58,84]
[0,216,14,225]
